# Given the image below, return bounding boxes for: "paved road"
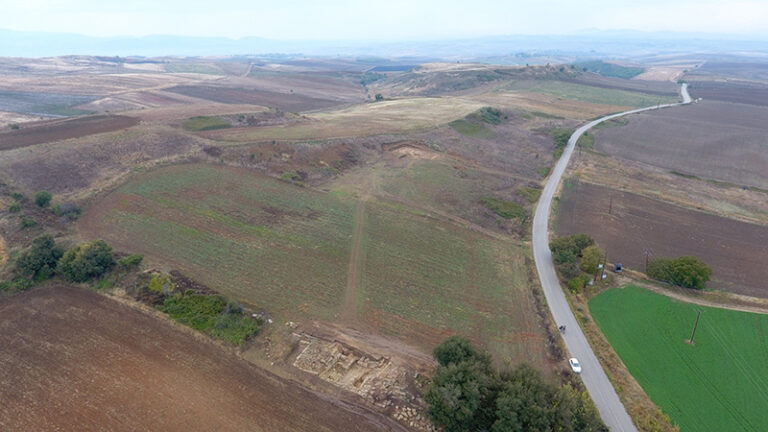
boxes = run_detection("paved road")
[531,84,691,431]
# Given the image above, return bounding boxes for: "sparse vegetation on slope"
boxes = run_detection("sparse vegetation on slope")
[576,60,644,79]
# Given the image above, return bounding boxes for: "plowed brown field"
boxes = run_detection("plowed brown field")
[556,181,768,298]
[0,286,406,432]
[0,114,139,150]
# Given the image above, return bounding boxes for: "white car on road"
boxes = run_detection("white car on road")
[569,358,582,374]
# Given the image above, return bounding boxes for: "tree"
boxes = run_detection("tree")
[426,361,489,432]
[647,256,712,290]
[16,234,64,280]
[374,93,384,101]
[34,190,52,207]
[580,245,601,273]
[426,337,606,432]
[58,240,115,282]
[434,335,491,368]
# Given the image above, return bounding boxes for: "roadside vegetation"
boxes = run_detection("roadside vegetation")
[550,128,573,158]
[426,336,605,432]
[479,196,527,220]
[549,233,603,293]
[591,285,768,432]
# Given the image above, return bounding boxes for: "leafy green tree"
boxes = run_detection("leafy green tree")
[580,245,601,273]
[426,337,606,432]
[426,360,490,432]
[648,256,711,290]
[434,335,491,368]
[58,240,115,282]
[34,190,52,207]
[16,234,64,280]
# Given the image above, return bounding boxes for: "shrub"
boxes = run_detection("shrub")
[58,240,115,282]
[480,197,527,220]
[0,277,34,292]
[157,292,261,345]
[550,234,594,259]
[34,191,52,207]
[147,273,175,295]
[647,256,712,290]
[10,192,23,200]
[558,262,581,279]
[16,235,64,280]
[374,93,384,101]
[117,254,144,269]
[9,123,20,130]
[19,216,37,229]
[517,187,541,203]
[8,201,20,213]
[568,274,591,293]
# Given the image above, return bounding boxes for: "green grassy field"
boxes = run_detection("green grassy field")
[449,118,494,138]
[182,116,232,131]
[82,163,548,365]
[524,81,676,108]
[360,199,547,364]
[590,286,768,431]
[84,164,356,320]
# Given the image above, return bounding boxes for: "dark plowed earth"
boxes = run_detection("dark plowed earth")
[166,85,342,111]
[0,115,139,150]
[557,181,768,298]
[0,286,407,432]
[688,81,768,106]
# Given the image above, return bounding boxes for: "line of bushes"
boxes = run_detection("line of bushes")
[550,128,573,159]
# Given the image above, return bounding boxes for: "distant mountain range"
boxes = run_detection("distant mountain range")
[2,28,768,60]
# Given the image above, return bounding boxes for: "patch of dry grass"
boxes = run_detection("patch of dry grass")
[205,97,486,141]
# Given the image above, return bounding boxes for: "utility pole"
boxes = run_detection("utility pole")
[689,311,701,344]
[644,249,651,272]
[600,252,607,280]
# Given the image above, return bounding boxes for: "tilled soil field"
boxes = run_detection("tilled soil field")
[0,285,407,432]
[688,80,768,106]
[166,85,343,111]
[0,114,139,150]
[556,181,768,298]
[592,100,768,189]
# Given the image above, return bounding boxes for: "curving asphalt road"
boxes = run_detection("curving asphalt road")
[532,84,691,431]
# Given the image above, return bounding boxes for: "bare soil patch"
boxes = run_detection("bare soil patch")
[0,115,139,150]
[592,100,768,189]
[0,285,407,432]
[166,85,342,111]
[688,80,768,106]
[557,181,768,298]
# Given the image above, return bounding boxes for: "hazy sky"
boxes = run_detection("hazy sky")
[3,0,767,39]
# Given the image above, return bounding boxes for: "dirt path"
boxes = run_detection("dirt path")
[617,275,768,315]
[342,200,366,322]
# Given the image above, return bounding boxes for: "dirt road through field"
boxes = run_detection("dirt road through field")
[343,200,366,321]
[531,84,690,431]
